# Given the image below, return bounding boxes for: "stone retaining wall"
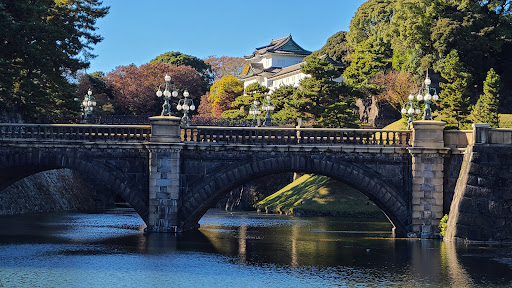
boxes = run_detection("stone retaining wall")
[0,169,97,215]
[445,145,512,242]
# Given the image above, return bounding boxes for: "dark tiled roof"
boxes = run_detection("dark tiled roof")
[238,64,282,80]
[268,63,303,79]
[244,35,311,59]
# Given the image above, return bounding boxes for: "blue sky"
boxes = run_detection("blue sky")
[87,0,367,74]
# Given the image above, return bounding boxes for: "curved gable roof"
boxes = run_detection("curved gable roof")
[245,35,311,59]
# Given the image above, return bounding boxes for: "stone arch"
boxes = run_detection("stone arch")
[0,150,148,222]
[180,154,410,236]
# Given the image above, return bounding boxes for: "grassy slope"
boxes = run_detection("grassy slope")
[499,114,512,128]
[384,114,512,130]
[254,174,383,217]
[383,119,407,130]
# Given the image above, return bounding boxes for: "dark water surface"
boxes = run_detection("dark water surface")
[0,209,511,287]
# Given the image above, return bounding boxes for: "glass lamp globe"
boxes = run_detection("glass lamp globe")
[183,90,189,97]
[190,105,196,111]
[172,90,178,97]
[408,94,414,101]
[401,108,407,114]
[425,93,432,101]
[177,104,182,110]
[415,108,421,114]
[164,90,171,97]
[433,93,439,101]
[156,89,163,97]
[183,104,189,110]
[164,74,171,82]
[87,89,92,96]
[425,76,432,86]
[408,108,414,115]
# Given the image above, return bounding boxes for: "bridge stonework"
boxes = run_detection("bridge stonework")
[178,145,412,235]
[0,143,150,221]
[4,118,497,239]
[408,121,449,237]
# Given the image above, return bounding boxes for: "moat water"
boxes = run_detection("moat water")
[0,209,511,287]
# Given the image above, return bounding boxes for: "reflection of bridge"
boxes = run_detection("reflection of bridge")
[1,117,509,240]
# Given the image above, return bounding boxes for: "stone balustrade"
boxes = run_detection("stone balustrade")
[0,123,151,142]
[181,126,411,146]
[444,130,473,149]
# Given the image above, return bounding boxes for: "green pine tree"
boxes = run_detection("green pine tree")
[438,50,471,129]
[300,56,359,128]
[469,68,501,127]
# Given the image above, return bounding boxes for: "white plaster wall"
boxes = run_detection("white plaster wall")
[270,72,308,91]
[270,55,304,68]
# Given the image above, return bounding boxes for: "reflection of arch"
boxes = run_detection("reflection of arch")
[0,150,148,222]
[180,155,410,236]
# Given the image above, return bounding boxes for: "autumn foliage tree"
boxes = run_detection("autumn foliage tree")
[105,63,203,116]
[371,70,417,111]
[204,55,246,81]
[207,75,244,118]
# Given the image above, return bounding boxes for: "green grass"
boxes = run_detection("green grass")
[499,114,512,128]
[383,119,407,130]
[254,174,384,217]
[383,114,512,129]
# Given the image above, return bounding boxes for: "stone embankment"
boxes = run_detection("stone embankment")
[0,169,97,215]
[445,144,512,242]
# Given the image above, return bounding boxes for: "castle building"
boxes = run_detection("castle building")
[238,34,343,92]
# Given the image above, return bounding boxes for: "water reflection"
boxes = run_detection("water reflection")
[441,241,474,287]
[0,209,510,287]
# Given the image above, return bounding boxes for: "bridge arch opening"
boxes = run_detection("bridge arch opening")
[180,155,410,236]
[0,151,149,223]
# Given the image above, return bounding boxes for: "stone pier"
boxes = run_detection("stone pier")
[146,116,183,232]
[408,121,449,238]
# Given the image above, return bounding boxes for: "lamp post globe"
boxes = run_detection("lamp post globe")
[261,94,275,126]
[402,69,442,128]
[177,90,195,126]
[401,93,421,130]
[248,100,261,127]
[156,73,178,116]
[421,71,440,120]
[81,88,96,124]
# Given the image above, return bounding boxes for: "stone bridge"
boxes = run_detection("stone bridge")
[1,117,502,239]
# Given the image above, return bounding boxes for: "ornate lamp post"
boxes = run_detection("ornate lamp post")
[402,70,441,129]
[249,100,261,127]
[420,72,440,120]
[82,88,96,124]
[176,90,195,126]
[401,93,421,130]
[156,73,178,116]
[261,94,275,126]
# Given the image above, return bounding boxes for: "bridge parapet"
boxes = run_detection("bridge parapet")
[181,126,411,146]
[0,123,151,142]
